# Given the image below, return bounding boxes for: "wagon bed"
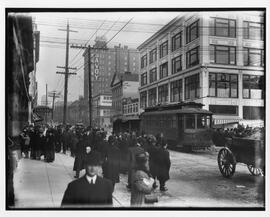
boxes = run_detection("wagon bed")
[217,137,265,178]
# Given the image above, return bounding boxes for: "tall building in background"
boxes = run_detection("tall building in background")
[138,11,264,127]
[28,22,40,123]
[83,36,140,100]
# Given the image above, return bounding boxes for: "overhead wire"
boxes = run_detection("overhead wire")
[69,17,134,76]
[69,19,107,66]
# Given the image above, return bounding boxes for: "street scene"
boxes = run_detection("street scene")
[6,9,265,210]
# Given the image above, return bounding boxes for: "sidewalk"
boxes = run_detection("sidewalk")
[13,152,131,208]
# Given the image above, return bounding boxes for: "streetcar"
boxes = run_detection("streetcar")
[140,102,213,151]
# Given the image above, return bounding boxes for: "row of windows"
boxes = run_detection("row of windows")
[140,73,200,108]
[141,18,264,69]
[210,18,264,40]
[103,96,112,100]
[112,86,122,97]
[209,73,264,99]
[210,45,264,66]
[112,101,122,111]
[209,105,264,120]
[140,73,264,108]
[141,55,182,86]
[123,103,139,114]
[140,47,197,86]
[141,45,264,87]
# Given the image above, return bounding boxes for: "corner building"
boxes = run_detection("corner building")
[138,11,265,126]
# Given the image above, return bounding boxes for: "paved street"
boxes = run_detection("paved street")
[13,149,264,208]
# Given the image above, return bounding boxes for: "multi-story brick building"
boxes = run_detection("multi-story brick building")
[83,36,140,100]
[138,11,265,127]
[111,71,139,133]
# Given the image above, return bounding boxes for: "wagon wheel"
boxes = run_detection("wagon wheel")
[217,148,236,178]
[247,165,263,176]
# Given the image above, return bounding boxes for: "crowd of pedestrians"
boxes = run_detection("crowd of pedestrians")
[19,124,171,207]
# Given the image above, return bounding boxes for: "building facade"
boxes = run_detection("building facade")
[92,93,112,128]
[111,71,139,133]
[138,11,265,127]
[83,36,140,100]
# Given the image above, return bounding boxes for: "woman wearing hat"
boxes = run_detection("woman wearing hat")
[130,152,156,206]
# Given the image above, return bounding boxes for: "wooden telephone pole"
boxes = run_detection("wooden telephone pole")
[56,21,77,125]
[48,91,61,121]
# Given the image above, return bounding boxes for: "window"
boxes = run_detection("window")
[185,74,200,100]
[149,48,157,63]
[158,84,168,104]
[128,105,132,113]
[170,79,183,102]
[243,48,264,67]
[159,62,168,79]
[123,105,127,114]
[185,114,195,129]
[172,32,182,51]
[186,47,199,68]
[148,88,157,107]
[210,18,236,37]
[210,45,236,65]
[243,21,264,40]
[135,103,138,112]
[141,72,147,86]
[159,41,168,58]
[243,75,264,99]
[243,106,264,120]
[140,91,147,108]
[172,55,182,74]
[197,115,211,128]
[186,20,199,44]
[209,73,238,98]
[209,105,238,115]
[149,67,157,83]
[141,54,147,69]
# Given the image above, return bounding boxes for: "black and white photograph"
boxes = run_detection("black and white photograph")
[2,0,269,214]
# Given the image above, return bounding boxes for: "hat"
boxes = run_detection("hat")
[135,152,148,165]
[84,152,102,166]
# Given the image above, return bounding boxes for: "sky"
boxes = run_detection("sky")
[31,12,182,105]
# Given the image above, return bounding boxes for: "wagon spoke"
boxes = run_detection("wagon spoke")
[247,165,262,176]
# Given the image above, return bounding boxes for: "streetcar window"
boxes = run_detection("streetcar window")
[172,115,177,128]
[185,114,195,129]
[197,114,211,128]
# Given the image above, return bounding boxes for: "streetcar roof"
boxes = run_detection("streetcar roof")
[141,108,213,116]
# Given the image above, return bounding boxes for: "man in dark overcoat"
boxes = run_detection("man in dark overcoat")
[61,152,113,207]
[103,140,121,189]
[155,142,171,191]
[147,135,159,189]
[73,134,86,178]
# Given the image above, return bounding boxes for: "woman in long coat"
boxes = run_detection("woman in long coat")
[45,129,55,162]
[131,152,155,206]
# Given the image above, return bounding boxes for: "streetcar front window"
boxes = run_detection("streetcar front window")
[197,114,211,128]
[185,114,195,129]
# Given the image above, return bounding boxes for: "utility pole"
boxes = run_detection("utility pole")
[71,44,107,127]
[48,91,61,121]
[45,83,48,123]
[57,21,78,125]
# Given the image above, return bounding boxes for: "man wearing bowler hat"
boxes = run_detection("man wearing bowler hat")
[61,151,113,207]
